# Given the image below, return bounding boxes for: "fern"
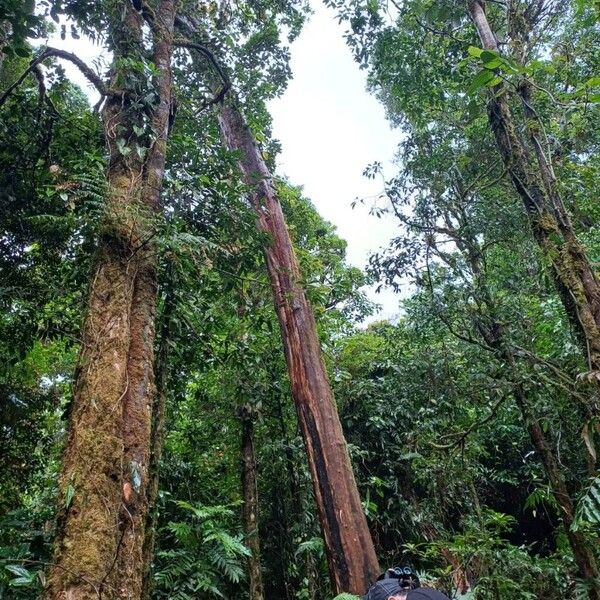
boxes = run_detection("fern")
[295,536,324,558]
[153,501,249,599]
[572,475,600,531]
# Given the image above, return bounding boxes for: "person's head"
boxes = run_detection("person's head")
[363,567,420,600]
[383,567,420,591]
[363,578,409,600]
[363,580,452,600]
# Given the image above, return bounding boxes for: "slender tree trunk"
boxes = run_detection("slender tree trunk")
[174,13,379,593]
[306,551,319,600]
[512,384,600,598]
[239,408,265,600]
[274,391,301,600]
[0,21,9,75]
[473,278,600,597]
[467,0,600,378]
[438,195,600,599]
[218,99,380,594]
[45,3,175,598]
[141,278,176,600]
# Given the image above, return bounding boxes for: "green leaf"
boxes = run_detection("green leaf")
[6,565,31,579]
[14,46,31,58]
[572,476,600,531]
[116,138,131,156]
[468,69,495,94]
[481,52,503,70]
[65,483,75,508]
[467,45,483,58]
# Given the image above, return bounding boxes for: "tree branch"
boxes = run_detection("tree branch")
[431,393,509,449]
[174,38,230,88]
[0,47,117,110]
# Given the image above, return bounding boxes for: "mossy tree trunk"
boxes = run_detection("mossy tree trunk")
[217,99,380,596]
[45,2,176,599]
[467,0,600,381]
[456,212,600,600]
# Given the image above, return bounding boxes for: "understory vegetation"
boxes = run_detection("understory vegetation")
[1,1,599,599]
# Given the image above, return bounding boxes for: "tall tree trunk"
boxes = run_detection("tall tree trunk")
[274,390,301,600]
[173,22,379,593]
[45,3,175,599]
[141,277,176,600]
[512,385,600,597]
[435,190,600,599]
[174,13,379,594]
[0,21,9,75]
[217,99,380,595]
[468,265,600,598]
[466,0,600,379]
[239,407,265,600]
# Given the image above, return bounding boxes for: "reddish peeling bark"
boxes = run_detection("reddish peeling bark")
[218,100,380,595]
[45,3,175,599]
[239,407,265,600]
[467,0,600,379]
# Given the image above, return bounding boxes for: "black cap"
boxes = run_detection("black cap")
[363,579,404,600]
[363,584,453,600]
[408,589,452,600]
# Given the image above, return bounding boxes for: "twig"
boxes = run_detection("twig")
[431,393,509,449]
[415,17,468,44]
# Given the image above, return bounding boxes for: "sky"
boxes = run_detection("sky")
[48,2,404,321]
[268,4,402,320]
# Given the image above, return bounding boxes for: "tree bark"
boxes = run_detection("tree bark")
[45,3,175,599]
[0,21,9,75]
[141,277,176,600]
[172,12,380,594]
[427,178,600,599]
[513,386,600,597]
[217,99,380,595]
[467,0,600,379]
[239,407,265,600]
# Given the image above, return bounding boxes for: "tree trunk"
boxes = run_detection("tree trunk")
[45,3,175,599]
[173,12,379,594]
[0,21,9,75]
[217,99,380,595]
[471,272,600,598]
[240,408,265,600]
[467,0,600,379]
[513,385,600,598]
[141,277,176,600]
[434,188,600,599]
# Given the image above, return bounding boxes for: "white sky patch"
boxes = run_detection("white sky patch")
[45,4,405,322]
[268,3,404,321]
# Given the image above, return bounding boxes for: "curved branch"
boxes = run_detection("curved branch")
[0,47,117,110]
[174,38,231,89]
[431,393,509,450]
